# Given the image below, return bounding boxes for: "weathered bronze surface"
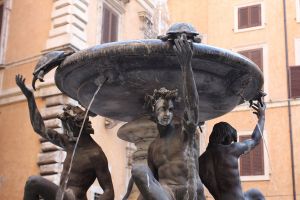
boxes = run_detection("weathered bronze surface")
[24,22,266,200]
[199,95,266,200]
[129,35,206,200]
[54,39,263,122]
[32,50,74,90]
[16,75,114,200]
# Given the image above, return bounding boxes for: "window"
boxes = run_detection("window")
[235,45,268,98]
[101,4,119,43]
[0,3,3,36]
[290,66,300,98]
[0,0,11,65]
[234,2,265,32]
[238,48,263,71]
[239,135,264,176]
[238,5,261,29]
[238,131,269,181]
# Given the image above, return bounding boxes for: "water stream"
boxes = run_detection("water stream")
[58,78,107,200]
[246,102,272,173]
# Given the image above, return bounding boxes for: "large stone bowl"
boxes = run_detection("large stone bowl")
[55,39,263,122]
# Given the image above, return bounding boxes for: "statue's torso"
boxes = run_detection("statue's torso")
[149,125,202,199]
[59,139,104,199]
[199,144,244,200]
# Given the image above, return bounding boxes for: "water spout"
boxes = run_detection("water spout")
[58,77,107,200]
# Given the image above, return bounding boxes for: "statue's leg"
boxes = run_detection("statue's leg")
[122,176,134,200]
[23,176,58,200]
[131,164,172,200]
[244,188,265,200]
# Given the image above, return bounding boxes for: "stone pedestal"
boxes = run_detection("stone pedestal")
[117,116,159,200]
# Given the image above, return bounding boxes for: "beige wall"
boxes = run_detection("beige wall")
[168,0,208,34]
[168,0,299,199]
[91,117,128,199]
[5,0,52,63]
[0,100,42,200]
[0,1,53,199]
[291,105,300,198]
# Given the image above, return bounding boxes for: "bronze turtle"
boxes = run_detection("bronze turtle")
[32,50,74,90]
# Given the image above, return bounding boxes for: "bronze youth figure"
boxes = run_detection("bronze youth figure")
[16,75,114,200]
[131,35,206,200]
[199,95,266,200]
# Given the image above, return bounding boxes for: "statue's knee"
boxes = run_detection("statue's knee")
[25,176,42,189]
[131,164,149,179]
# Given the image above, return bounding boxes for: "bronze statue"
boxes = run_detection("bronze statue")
[198,96,266,200]
[16,74,114,200]
[32,50,74,90]
[131,35,206,200]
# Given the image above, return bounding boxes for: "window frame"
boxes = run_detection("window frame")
[234,44,269,100]
[97,0,124,44]
[101,3,119,43]
[290,65,300,99]
[0,0,12,65]
[296,0,300,23]
[234,1,265,33]
[238,131,270,181]
[295,38,300,65]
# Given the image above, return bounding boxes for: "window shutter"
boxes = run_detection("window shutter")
[101,6,111,44]
[249,48,263,71]
[110,12,118,42]
[239,50,250,59]
[239,48,263,71]
[238,7,249,29]
[290,66,300,98]
[0,4,3,36]
[101,5,119,44]
[238,4,261,29]
[250,5,261,27]
[239,135,264,176]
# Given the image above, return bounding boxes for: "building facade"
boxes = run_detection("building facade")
[0,0,299,200]
[0,0,168,199]
[168,0,300,199]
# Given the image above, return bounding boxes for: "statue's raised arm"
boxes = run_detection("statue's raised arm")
[233,95,266,156]
[173,34,199,133]
[16,74,68,148]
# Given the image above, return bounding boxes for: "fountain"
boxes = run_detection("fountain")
[24,23,264,200]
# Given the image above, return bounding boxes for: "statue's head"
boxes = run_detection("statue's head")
[208,122,237,146]
[145,88,178,126]
[57,104,94,141]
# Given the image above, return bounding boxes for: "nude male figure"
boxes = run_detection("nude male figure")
[199,97,266,200]
[131,35,206,200]
[16,74,114,200]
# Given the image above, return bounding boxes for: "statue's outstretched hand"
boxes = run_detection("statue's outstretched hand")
[251,101,266,119]
[249,90,267,107]
[16,74,33,98]
[173,34,193,67]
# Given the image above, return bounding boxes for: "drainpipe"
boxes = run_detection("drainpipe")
[282,0,297,199]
